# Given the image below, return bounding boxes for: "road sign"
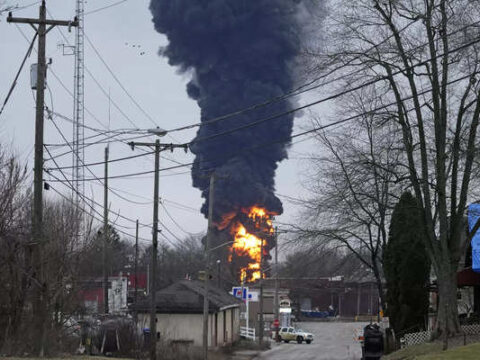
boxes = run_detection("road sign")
[232,287,248,300]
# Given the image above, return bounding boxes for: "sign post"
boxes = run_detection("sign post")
[232,287,250,330]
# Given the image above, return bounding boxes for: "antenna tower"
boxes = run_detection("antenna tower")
[73,0,85,220]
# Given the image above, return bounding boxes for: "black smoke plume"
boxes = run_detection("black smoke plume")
[150,0,315,221]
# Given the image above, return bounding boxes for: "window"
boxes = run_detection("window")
[281,328,288,332]
[288,328,294,333]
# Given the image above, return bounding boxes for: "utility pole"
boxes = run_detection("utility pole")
[103,146,109,314]
[134,219,139,317]
[7,3,77,355]
[203,172,215,360]
[134,219,139,351]
[259,235,264,346]
[129,136,187,360]
[150,139,160,360]
[274,226,279,341]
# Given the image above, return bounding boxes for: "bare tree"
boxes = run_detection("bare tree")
[0,148,30,353]
[306,0,480,336]
[0,146,97,354]
[297,94,403,310]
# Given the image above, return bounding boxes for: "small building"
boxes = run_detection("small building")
[135,280,242,348]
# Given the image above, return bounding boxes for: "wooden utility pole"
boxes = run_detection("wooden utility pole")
[203,172,215,360]
[274,227,279,340]
[259,236,264,346]
[150,139,160,360]
[103,146,109,314]
[134,219,139,318]
[128,138,188,360]
[7,3,77,355]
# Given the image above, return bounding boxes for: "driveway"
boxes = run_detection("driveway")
[254,322,368,360]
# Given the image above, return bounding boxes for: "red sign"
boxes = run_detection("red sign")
[273,319,279,328]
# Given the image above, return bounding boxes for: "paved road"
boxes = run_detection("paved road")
[254,322,368,360]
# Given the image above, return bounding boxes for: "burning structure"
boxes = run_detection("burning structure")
[150,0,318,282]
[227,206,275,282]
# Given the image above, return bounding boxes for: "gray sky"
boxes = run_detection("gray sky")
[0,0,318,251]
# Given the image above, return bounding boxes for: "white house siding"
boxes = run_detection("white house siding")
[138,309,240,348]
[138,313,206,347]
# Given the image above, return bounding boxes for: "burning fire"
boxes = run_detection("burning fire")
[227,206,274,282]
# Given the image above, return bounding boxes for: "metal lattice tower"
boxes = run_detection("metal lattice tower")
[73,0,85,220]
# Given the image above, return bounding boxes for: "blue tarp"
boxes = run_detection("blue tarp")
[468,203,480,273]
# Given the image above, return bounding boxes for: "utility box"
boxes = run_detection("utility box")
[30,63,46,90]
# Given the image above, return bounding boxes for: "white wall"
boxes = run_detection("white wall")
[138,308,240,348]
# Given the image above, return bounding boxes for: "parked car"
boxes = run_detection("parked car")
[278,327,314,344]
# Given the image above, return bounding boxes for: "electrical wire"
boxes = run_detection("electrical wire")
[47,114,162,207]
[161,202,202,236]
[162,6,460,135]
[162,17,424,135]
[13,24,110,130]
[44,123,196,245]
[45,69,476,182]
[45,110,185,169]
[47,149,155,170]
[48,183,153,245]
[84,0,129,16]
[186,32,480,147]
[83,30,157,127]
[0,30,37,117]
[48,109,145,135]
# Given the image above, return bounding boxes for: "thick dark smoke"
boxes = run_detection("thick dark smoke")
[150,0,315,221]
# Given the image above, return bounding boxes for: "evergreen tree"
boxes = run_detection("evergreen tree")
[384,192,430,336]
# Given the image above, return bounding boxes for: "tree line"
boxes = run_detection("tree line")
[0,147,205,355]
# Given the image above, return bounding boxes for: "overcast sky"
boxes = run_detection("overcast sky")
[0,0,321,252]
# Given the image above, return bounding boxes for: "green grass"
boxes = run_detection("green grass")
[417,342,480,359]
[383,342,443,360]
[384,342,480,359]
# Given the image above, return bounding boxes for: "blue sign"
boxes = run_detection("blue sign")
[468,204,480,273]
[232,287,248,300]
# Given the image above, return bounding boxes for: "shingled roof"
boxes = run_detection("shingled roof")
[134,280,242,314]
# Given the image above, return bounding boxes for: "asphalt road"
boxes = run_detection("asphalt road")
[254,322,368,360]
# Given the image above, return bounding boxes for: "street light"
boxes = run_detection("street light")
[147,127,167,137]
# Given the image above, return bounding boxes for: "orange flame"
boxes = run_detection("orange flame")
[228,206,274,282]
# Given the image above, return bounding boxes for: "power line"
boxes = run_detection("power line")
[48,183,153,244]
[46,110,185,169]
[162,7,460,136]
[13,23,110,130]
[46,148,155,169]
[47,114,163,207]
[44,132,151,162]
[161,202,202,236]
[84,0,129,16]
[163,17,424,135]
[44,126,194,246]
[83,30,157,127]
[44,69,476,183]
[0,30,37,117]
[49,110,145,135]
[186,32,480,147]
[47,161,195,249]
